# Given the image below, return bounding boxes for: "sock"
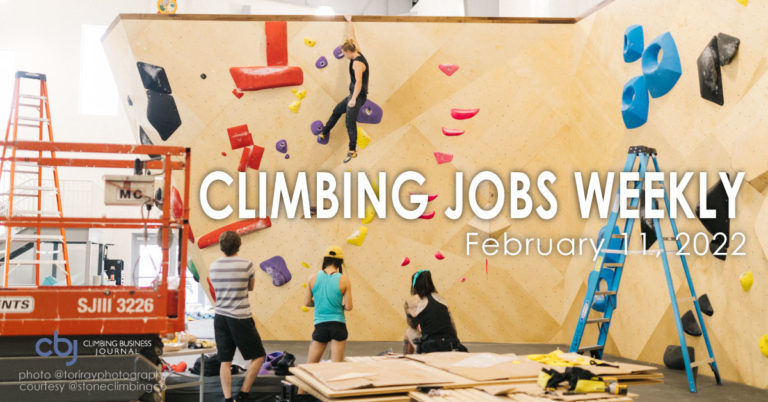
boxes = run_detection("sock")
[235,391,249,401]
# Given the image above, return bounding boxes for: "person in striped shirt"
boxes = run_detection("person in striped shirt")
[209,231,266,402]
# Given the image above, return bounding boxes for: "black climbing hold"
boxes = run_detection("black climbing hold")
[137,62,172,94]
[699,294,714,316]
[717,33,740,66]
[200,73,207,79]
[146,90,181,141]
[681,310,702,337]
[639,190,657,249]
[695,176,730,260]
[139,126,160,158]
[697,36,724,105]
[127,96,133,106]
[663,345,695,371]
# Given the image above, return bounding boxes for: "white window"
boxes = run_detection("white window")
[79,25,118,116]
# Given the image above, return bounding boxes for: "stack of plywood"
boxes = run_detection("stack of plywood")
[286,352,661,401]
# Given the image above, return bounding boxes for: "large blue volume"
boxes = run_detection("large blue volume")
[623,24,643,63]
[621,75,649,129]
[642,32,682,98]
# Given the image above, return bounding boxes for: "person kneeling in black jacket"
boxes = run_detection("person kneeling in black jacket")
[403,270,467,354]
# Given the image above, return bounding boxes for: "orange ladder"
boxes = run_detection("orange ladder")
[0,71,70,287]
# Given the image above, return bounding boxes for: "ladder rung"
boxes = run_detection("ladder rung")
[578,345,604,352]
[14,209,61,216]
[603,249,678,255]
[13,186,56,192]
[1,169,38,174]
[11,234,63,241]
[12,123,42,129]
[17,103,41,109]
[611,234,627,238]
[595,291,617,296]
[9,259,65,265]
[662,237,677,241]
[689,358,714,368]
[602,263,623,268]
[18,116,49,123]
[19,94,46,101]
[677,296,696,304]
[587,318,610,324]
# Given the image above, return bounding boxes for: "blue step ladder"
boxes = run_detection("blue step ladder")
[569,146,721,393]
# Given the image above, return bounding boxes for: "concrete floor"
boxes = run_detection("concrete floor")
[261,341,768,402]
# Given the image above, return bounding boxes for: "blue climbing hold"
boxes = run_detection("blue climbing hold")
[621,75,649,129]
[642,32,682,98]
[592,269,616,313]
[623,25,643,63]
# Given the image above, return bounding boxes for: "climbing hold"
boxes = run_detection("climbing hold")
[663,345,695,370]
[695,176,731,260]
[357,126,371,149]
[438,64,459,76]
[221,151,227,157]
[238,148,250,172]
[304,38,316,47]
[419,211,436,220]
[232,88,244,99]
[697,36,724,105]
[230,66,304,91]
[434,251,445,260]
[717,33,740,65]
[642,32,682,98]
[461,277,466,282]
[316,56,328,69]
[207,277,216,302]
[334,46,344,59]
[346,226,368,246]
[265,21,288,66]
[41,275,57,286]
[401,257,410,267]
[146,90,181,141]
[227,124,254,150]
[450,108,479,120]
[621,75,649,129]
[442,127,465,136]
[736,0,748,6]
[302,262,310,268]
[137,61,172,94]
[127,96,133,106]
[623,25,643,63]
[311,120,324,135]
[248,145,265,170]
[302,283,307,288]
[372,180,380,197]
[681,310,702,337]
[362,204,375,224]
[301,306,309,312]
[428,194,438,202]
[433,152,453,165]
[188,259,200,282]
[276,139,288,154]
[200,73,207,79]
[285,154,290,159]
[740,271,753,292]
[260,256,292,286]
[357,99,383,124]
[171,186,183,219]
[698,294,714,316]
[760,335,768,358]
[197,217,272,249]
[289,100,301,113]
[292,88,307,100]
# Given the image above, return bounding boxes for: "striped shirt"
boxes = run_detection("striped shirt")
[209,256,254,319]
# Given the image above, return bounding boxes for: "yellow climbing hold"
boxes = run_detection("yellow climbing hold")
[346,225,368,246]
[736,0,748,6]
[304,38,316,47]
[362,204,375,224]
[357,126,371,149]
[302,282,307,288]
[292,88,307,100]
[301,261,310,268]
[301,306,309,312]
[760,334,768,358]
[289,100,301,113]
[740,271,753,292]
[371,179,380,197]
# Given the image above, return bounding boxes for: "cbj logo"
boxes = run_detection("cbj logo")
[35,331,78,366]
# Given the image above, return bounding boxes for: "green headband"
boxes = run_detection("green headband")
[412,269,429,288]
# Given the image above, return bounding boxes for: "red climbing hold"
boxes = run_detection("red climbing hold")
[439,64,459,76]
[221,152,227,157]
[435,251,445,260]
[450,108,479,120]
[207,276,216,302]
[230,66,304,91]
[227,124,254,150]
[238,147,250,172]
[419,211,436,220]
[461,277,466,282]
[428,194,438,202]
[265,21,288,66]
[232,88,244,99]
[401,257,411,266]
[442,127,465,136]
[248,145,265,170]
[198,217,272,249]
[434,152,453,165]
[171,186,183,219]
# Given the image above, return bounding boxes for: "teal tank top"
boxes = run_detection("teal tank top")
[312,270,346,325]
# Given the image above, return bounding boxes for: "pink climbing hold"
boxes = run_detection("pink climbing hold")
[450,108,479,120]
[419,211,436,220]
[427,194,438,202]
[434,152,453,164]
[435,251,445,260]
[461,277,466,282]
[401,257,411,267]
[232,88,244,99]
[439,64,459,76]
[442,127,465,136]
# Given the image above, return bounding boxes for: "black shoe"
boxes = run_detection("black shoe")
[235,391,249,402]
[343,150,357,163]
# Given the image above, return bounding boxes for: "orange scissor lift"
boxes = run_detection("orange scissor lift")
[0,72,190,401]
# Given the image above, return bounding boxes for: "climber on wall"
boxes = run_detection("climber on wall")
[319,14,369,163]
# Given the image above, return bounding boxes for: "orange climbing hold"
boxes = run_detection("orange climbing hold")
[248,145,265,170]
[227,124,254,150]
[232,88,244,99]
[450,108,479,120]
[198,217,272,249]
[230,66,304,91]
[265,21,288,66]
[238,147,250,172]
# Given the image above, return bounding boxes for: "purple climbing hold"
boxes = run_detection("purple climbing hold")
[311,120,324,135]
[316,56,328,69]
[357,99,383,124]
[276,139,288,153]
[285,154,290,159]
[333,45,343,59]
[259,256,292,286]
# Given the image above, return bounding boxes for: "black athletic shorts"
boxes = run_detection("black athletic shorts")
[214,314,266,361]
[312,321,348,343]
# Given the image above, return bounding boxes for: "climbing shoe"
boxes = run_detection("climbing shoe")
[343,151,357,163]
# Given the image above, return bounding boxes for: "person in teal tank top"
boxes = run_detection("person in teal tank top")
[304,246,353,363]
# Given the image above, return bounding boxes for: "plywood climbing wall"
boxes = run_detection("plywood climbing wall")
[103,0,768,388]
